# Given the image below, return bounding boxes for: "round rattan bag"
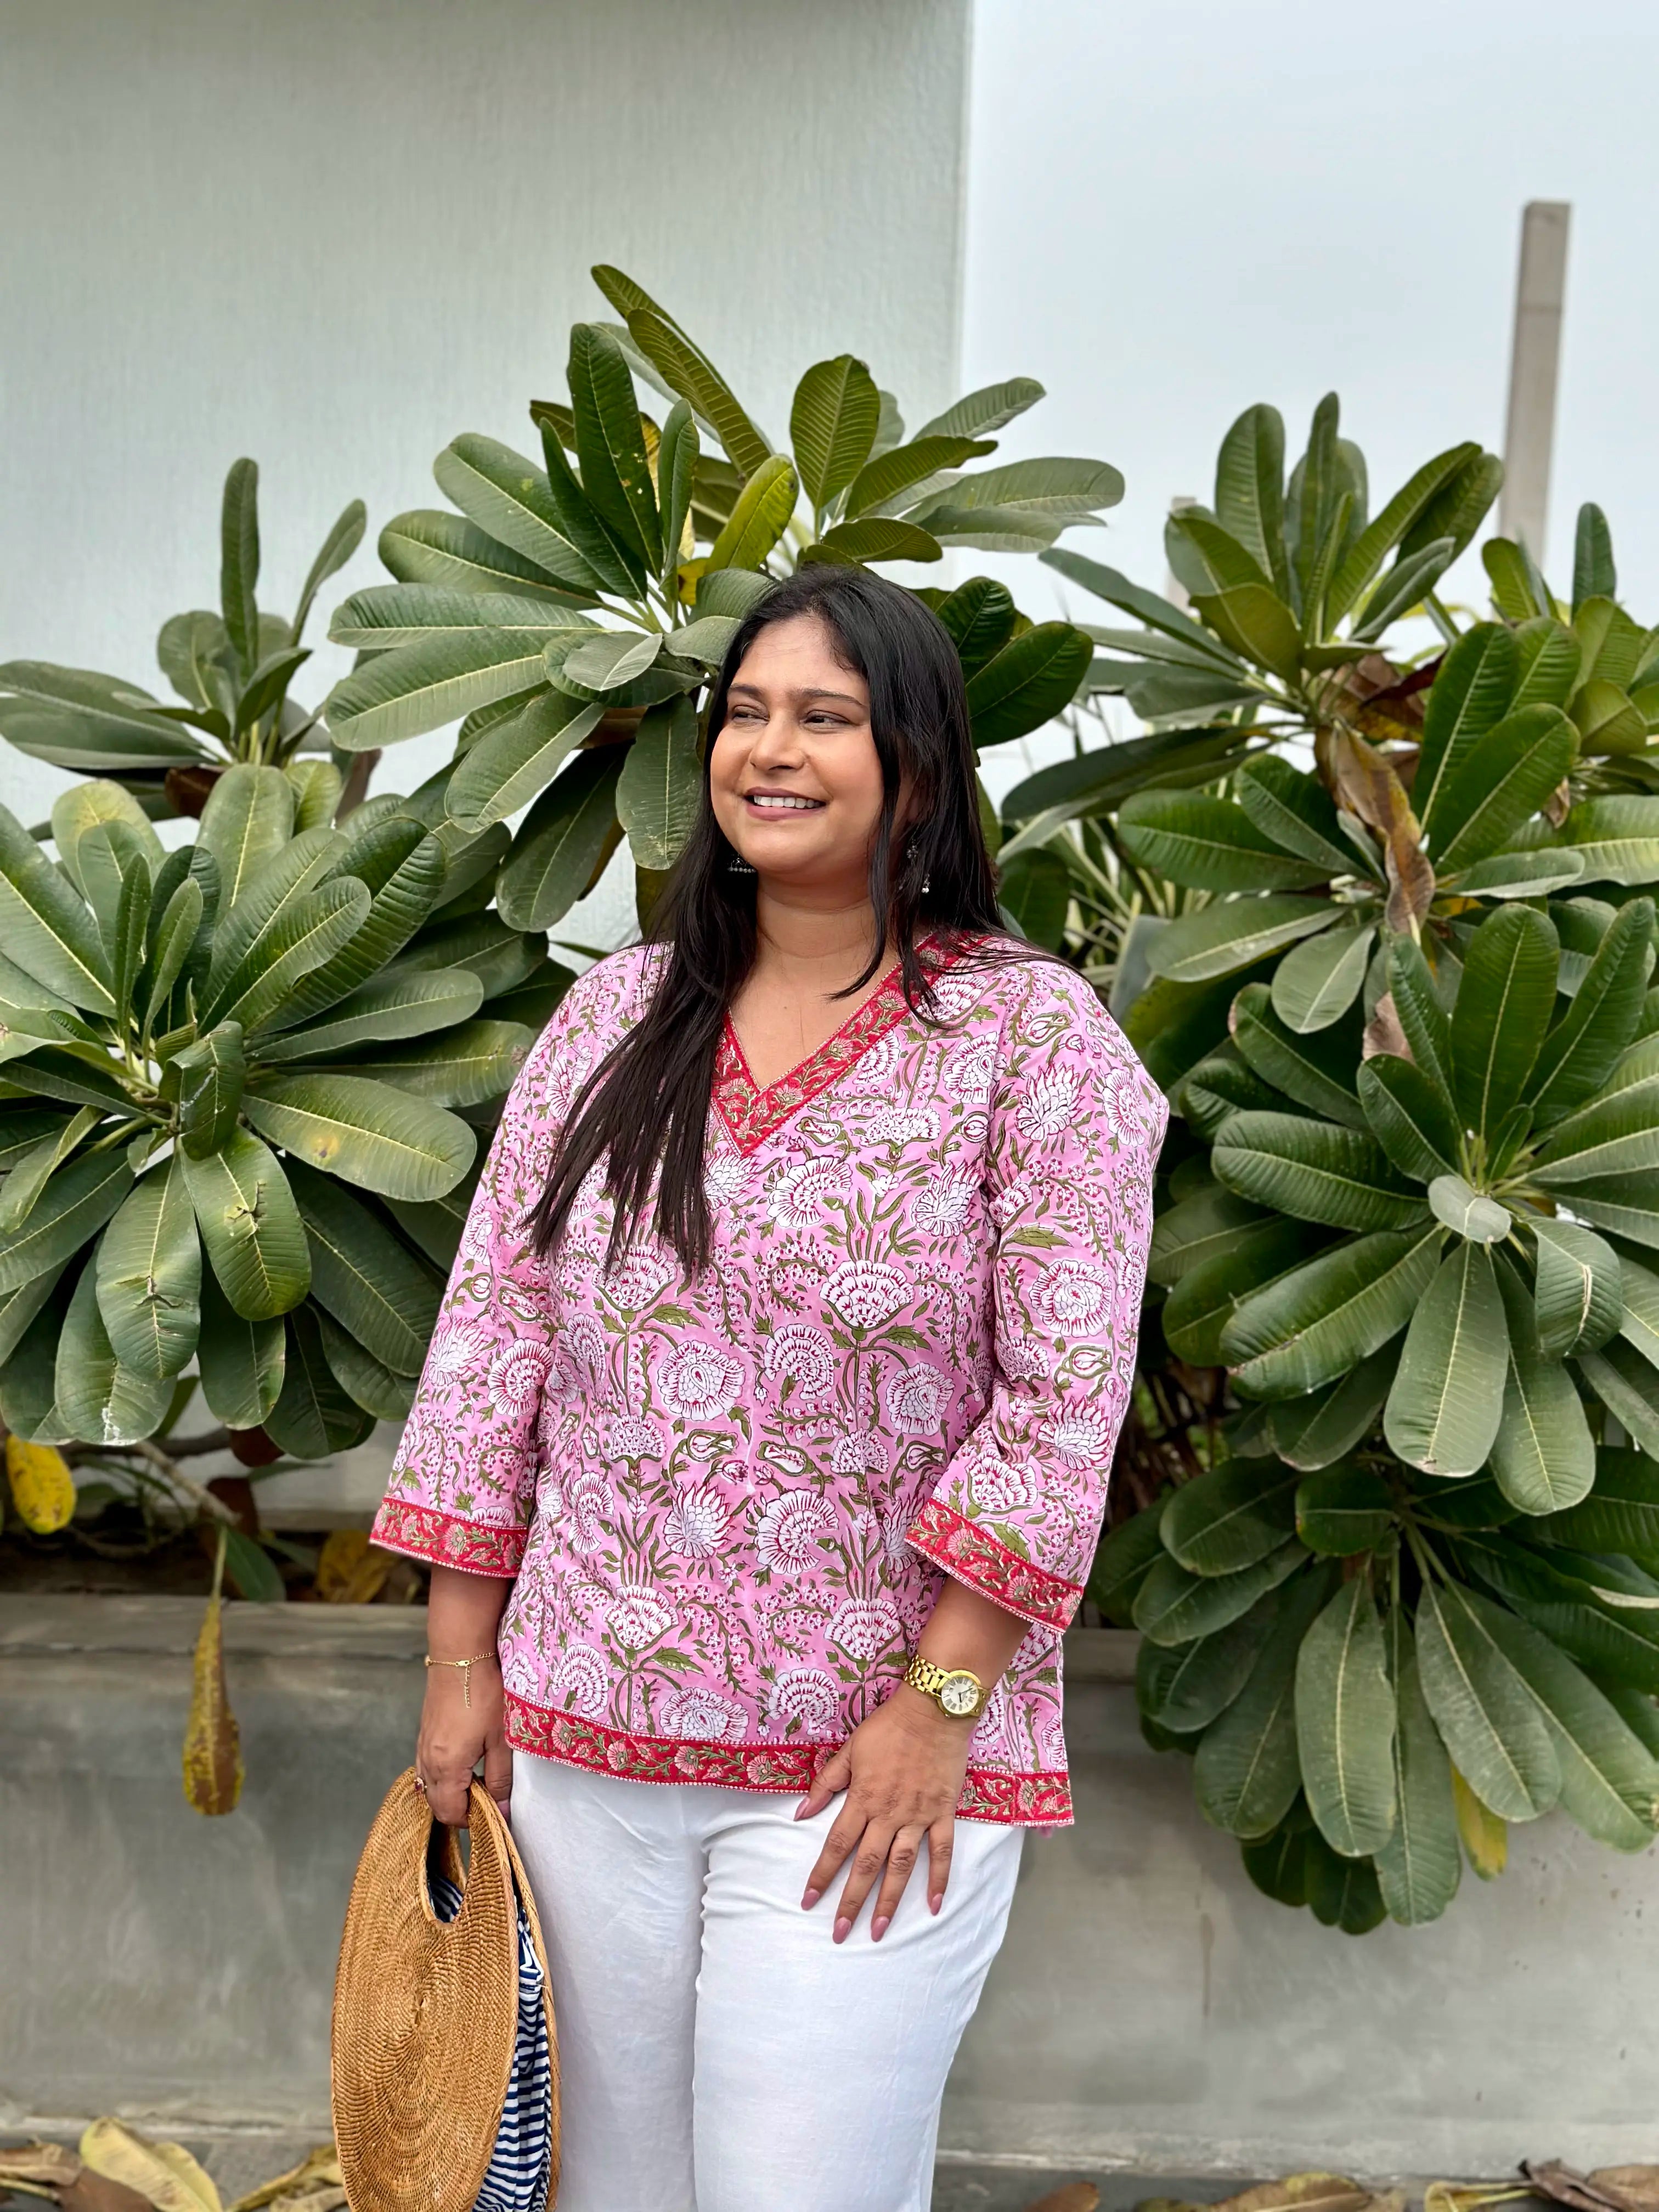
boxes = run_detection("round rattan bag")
[332,1769,558,2212]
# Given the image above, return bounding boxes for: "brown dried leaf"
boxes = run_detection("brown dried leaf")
[315,1529,390,1606]
[78,2126,219,2212]
[1023,2190,1101,2212]
[0,2147,83,2192]
[1363,992,1412,1062]
[1386,834,1436,934]
[1589,2173,1659,2212]
[63,2171,158,2212]
[181,1595,242,1817]
[1424,2187,1533,2212]
[1522,2166,1624,2212]
[1210,2176,1370,2212]
[1544,778,1573,830]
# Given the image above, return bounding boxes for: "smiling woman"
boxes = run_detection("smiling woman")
[369,565,1166,2212]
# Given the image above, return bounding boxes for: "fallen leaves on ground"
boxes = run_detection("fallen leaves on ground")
[1524,2166,1659,2212]
[0,2134,341,2212]
[314,1530,390,1605]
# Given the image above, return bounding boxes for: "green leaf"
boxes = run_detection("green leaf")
[1471,1595,1656,1847]
[54,1259,174,1446]
[1534,1087,1659,1184]
[343,1019,533,1109]
[157,611,233,716]
[790,354,881,511]
[1163,1220,1314,1367]
[1226,1227,1442,1400]
[432,434,614,594]
[0,1260,68,1368]
[212,881,369,1039]
[843,435,994,521]
[1581,1339,1659,1460]
[1133,1535,1306,1647]
[1234,757,1353,877]
[0,803,115,1014]
[0,1107,99,1236]
[704,454,800,574]
[377,509,592,605]
[1537,1448,1659,1558]
[669,615,741,667]
[196,765,296,910]
[50,779,163,896]
[285,1160,441,1374]
[446,691,605,831]
[181,1130,309,1321]
[1351,536,1457,643]
[1160,1459,1301,1577]
[1232,984,1365,1127]
[802,519,943,567]
[220,458,261,676]
[1039,549,1252,673]
[1140,1588,1283,1734]
[1447,850,1585,898]
[1463,1537,1659,1691]
[242,1072,475,1201]
[1357,1055,1458,1182]
[656,399,698,585]
[562,631,662,693]
[1415,1579,1560,1821]
[317,1308,415,1421]
[1325,443,1481,628]
[569,322,661,567]
[1489,1256,1595,1513]
[1149,898,1333,986]
[163,1023,248,1160]
[1382,1242,1506,1477]
[1214,404,1289,598]
[0,1146,133,1295]
[1190,584,1302,681]
[325,628,560,754]
[195,1262,284,1428]
[617,696,701,874]
[1295,1464,1394,1554]
[1449,904,1558,1139]
[1430,706,1577,873]
[263,1303,375,1461]
[1426,1174,1510,1244]
[1089,1504,1168,1627]
[1214,1113,1421,1234]
[622,302,771,480]
[1269,926,1374,1035]
[391,913,545,1001]
[1386,936,1453,1090]
[1270,1347,1396,1471]
[328,584,594,650]
[497,749,626,932]
[1374,1633,1462,1925]
[1559,797,1659,887]
[1573,679,1647,757]
[1193,1564,1339,1837]
[1116,793,1325,893]
[916,455,1120,523]
[292,498,367,644]
[963,624,1094,751]
[913,377,1045,443]
[94,1158,201,1380]
[257,968,483,1063]
[0,663,208,773]
[1528,898,1654,1126]
[1148,1184,1269,1287]
[271,827,446,1030]
[286,760,342,834]
[1296,1573,1397,1857]
[1571,502,1616,612]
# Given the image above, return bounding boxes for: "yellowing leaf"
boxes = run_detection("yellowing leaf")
[227,2149,342,2212]
[182,1595,243,1816]
[1451,1764,1508,1879]
[315,1528,390,1605]
[79,2123,221,2212]
[1210,2179,1370,2212]
[6,1434,76,1533]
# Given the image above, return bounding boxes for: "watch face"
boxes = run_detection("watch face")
[939,1673,980,1718]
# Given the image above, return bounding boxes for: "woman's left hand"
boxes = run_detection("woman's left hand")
[794,1686,972,1942]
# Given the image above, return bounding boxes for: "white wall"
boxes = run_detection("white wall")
[0,0,970,890]
[966,0,1659,662]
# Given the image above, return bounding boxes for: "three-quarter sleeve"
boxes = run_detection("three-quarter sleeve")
[371,988,586,1578]
[906,962,1166,1633]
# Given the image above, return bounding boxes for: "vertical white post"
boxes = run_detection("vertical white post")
[1499,200,1571,562]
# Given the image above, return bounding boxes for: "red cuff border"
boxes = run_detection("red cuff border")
[371,1498,527,1577]
[905,1497,1082,1633]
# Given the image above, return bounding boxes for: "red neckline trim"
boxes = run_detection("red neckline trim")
[713,932,964,1156]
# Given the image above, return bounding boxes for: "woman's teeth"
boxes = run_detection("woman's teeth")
[746,794,823,809]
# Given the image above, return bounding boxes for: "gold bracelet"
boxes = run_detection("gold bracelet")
[424,1648,499,1708]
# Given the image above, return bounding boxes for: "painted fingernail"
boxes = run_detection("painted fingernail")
[833,1916,851,1944]
[930,1894,943,1915]
[871,1915,890,1942]
[802,1888,821,1910]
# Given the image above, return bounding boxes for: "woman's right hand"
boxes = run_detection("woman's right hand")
[417,1655,512,1826]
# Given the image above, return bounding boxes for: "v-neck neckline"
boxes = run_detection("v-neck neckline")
[713,932,957,1156]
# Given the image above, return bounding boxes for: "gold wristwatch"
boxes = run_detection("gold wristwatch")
[902,1652,990,1721]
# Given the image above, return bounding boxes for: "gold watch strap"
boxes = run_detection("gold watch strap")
[902,1651,988,1718]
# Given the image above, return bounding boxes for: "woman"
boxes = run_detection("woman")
[371,563,1165,2212]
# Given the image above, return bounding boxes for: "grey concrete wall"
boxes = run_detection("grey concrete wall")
[0,0,970,864]
[4,1598,1658,2171]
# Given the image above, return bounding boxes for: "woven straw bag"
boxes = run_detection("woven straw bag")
[332,1769,560,2212]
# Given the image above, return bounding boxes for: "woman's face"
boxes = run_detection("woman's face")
[707,613,887,898]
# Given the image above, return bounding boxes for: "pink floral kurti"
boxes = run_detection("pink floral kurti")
[372,937,1165,1826]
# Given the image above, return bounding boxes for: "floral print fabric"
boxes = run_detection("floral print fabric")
[373,936,1165,1826]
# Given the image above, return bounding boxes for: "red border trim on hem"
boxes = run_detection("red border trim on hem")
[503,1691,1075,1827]
[712,933,966,1156]
[905,1497,1082,1633]
[371,1498,527,1577]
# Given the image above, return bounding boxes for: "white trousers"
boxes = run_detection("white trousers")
[509,1754,1024,2212]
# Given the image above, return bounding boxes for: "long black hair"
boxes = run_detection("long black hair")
[526,563,1010,1275]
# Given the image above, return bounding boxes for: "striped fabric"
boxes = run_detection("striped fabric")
[429,1867,552,2212]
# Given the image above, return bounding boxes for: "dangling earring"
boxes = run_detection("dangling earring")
[728,853,755,875]
[921,873,932,894]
